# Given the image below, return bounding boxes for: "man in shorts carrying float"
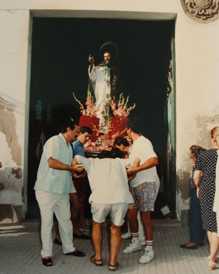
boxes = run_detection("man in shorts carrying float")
[123,120,160,264]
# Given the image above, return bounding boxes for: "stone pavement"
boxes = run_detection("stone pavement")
[0,221,214,274]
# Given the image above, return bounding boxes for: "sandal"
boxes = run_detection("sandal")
[180,242,198,249]
[209,260,217,270]
[108,262,119,271]
[90,255,103,266]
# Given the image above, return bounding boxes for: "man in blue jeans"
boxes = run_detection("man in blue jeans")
[71,127,92,238]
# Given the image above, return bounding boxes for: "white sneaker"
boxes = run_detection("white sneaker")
[123,238,142,254]
[139,248,154,264]
[121,232,131,240]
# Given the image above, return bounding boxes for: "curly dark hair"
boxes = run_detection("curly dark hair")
[189,145,206,158]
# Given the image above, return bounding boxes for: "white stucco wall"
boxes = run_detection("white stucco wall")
[0,10,30,210]
[0,0,219,217]
[176,15,219,167]
[175,14,219,214]
[0,9,30,159]
[0,0,178,12]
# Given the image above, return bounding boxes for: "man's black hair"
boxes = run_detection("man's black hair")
[127,114,142,134]
[114,137,129,147]
[80,126,92,135]
[59,117,77,133]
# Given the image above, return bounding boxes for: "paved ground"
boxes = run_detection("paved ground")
[0,220,216,274]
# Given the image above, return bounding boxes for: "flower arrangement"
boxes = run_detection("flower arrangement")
[73,92,136,152]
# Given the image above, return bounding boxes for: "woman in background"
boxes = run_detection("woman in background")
[194,127,219,270]
[180,145,206,249]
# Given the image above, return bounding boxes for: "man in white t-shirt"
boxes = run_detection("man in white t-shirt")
[75,153,133,271]
[123,124,160,264]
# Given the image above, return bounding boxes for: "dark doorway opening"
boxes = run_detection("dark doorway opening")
[27,17,176,219]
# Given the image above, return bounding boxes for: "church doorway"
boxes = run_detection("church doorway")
[27,15,176,219]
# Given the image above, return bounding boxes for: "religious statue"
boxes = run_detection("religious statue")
[88,42,119,131]
[73,41,136,152]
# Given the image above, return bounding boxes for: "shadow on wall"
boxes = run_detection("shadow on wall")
[176,170,191,224]
[176,169,190,200]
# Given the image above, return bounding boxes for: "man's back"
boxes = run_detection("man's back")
[129,135,159,187]
[75,156,133,204]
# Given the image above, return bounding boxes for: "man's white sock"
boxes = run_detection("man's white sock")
[145,240,153,251]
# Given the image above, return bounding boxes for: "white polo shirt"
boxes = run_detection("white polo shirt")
[129,135,159,188]
[75,155,133,204]
[34,133,76,194]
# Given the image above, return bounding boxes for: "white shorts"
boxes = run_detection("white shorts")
[91,203,128,226]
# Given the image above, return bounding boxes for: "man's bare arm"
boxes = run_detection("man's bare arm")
[193,170,203,188]
[127,157,158,177]
[48,157,84,173]
[48,157,72,171]
[193,170,203,198]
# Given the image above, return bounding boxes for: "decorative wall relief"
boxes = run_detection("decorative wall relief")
[0,94,23,206]
[180,0,219,22]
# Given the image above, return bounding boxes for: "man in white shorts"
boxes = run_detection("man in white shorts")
[123,123,160,264]
[75,154,133,271]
